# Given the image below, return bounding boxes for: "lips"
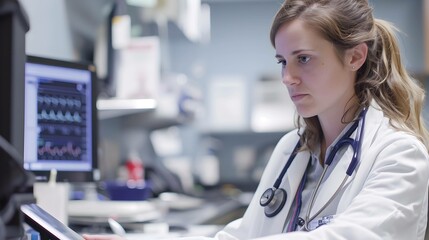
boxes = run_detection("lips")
[291,93,308,102]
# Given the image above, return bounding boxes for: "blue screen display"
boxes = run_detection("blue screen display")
[23,58,95,179]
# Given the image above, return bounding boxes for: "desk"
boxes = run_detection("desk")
[68,200,165,224]
[166,197,247,226]
[68,193,249,238]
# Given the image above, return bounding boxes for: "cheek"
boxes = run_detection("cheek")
[301,66,343,96]
[300,66,328,87]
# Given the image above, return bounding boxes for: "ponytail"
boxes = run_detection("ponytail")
[357,19,429,149]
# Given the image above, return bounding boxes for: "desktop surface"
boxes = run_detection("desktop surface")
[67,191,249,239]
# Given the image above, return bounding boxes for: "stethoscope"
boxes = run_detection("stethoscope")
[259,108,367,231]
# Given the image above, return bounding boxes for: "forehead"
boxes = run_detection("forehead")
[274,19,330,55]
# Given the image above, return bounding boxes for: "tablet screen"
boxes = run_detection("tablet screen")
[21,204,83,240]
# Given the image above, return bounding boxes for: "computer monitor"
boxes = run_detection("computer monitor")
[23,56,99,182]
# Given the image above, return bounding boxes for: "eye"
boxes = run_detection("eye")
[298,55,311,64]
[277,59,286,67]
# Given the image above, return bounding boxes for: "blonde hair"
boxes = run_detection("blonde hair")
[270,0,429,151]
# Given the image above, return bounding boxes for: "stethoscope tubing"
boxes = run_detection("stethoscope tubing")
[303,108,367,230]
[273,141,302,190]
[260,107,368,230]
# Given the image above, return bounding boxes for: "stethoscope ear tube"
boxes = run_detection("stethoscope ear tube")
[346,108,366,176]
[273,141,302,189]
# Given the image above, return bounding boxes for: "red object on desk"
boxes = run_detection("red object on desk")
[126,159,144,181]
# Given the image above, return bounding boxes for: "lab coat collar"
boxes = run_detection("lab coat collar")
[309,102,384,217]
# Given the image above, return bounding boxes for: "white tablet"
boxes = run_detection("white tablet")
[21,203,83,240]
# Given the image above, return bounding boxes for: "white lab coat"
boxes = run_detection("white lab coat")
[207,103,429,240]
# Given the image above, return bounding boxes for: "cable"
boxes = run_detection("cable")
[0,134,22,164]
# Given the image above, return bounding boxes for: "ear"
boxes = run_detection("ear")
[346,43,368,71]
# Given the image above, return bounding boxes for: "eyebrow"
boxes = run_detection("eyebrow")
[275,49,314,58]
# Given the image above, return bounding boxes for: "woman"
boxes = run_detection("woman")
[212,0,429,239]
[84,0,429,239]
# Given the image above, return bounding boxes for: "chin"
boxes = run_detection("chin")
[295,107,317,119]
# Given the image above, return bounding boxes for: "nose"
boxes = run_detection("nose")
[282,66,299,86]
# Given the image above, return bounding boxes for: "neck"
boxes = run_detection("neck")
[319,100,359,149]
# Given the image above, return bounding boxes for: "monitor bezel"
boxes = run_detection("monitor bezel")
[25,55,99,183]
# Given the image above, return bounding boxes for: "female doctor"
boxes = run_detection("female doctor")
[84,0,429,239]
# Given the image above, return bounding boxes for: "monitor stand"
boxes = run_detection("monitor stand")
[33,182,71,225]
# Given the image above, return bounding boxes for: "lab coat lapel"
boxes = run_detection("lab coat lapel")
[309,147,354,217]
[260,150,311,236]
[277,151,310,229]
[285,151,311,199]
[309,103,383,217]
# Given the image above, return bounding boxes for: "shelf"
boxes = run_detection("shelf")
[96,98,195,129]
[200,130,288,137]
[96,98,157,120]
[123,112,192,130]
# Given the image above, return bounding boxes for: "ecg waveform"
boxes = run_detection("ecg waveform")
[36,80,88,161]
[38,109,82,123]
[38,95,82,108]
[39,124,82,136]
[38,141,82,160]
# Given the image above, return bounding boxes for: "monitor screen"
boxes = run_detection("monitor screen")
[23,56,99,182]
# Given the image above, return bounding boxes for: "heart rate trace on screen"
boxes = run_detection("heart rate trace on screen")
[23,56,99,183]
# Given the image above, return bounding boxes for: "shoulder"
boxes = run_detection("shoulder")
[370,113,427,157]
[366,102,428,157]
[364,108,429,177]
[372,124,428,163]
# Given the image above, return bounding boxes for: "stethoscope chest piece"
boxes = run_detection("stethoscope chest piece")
[260,188,287,217]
